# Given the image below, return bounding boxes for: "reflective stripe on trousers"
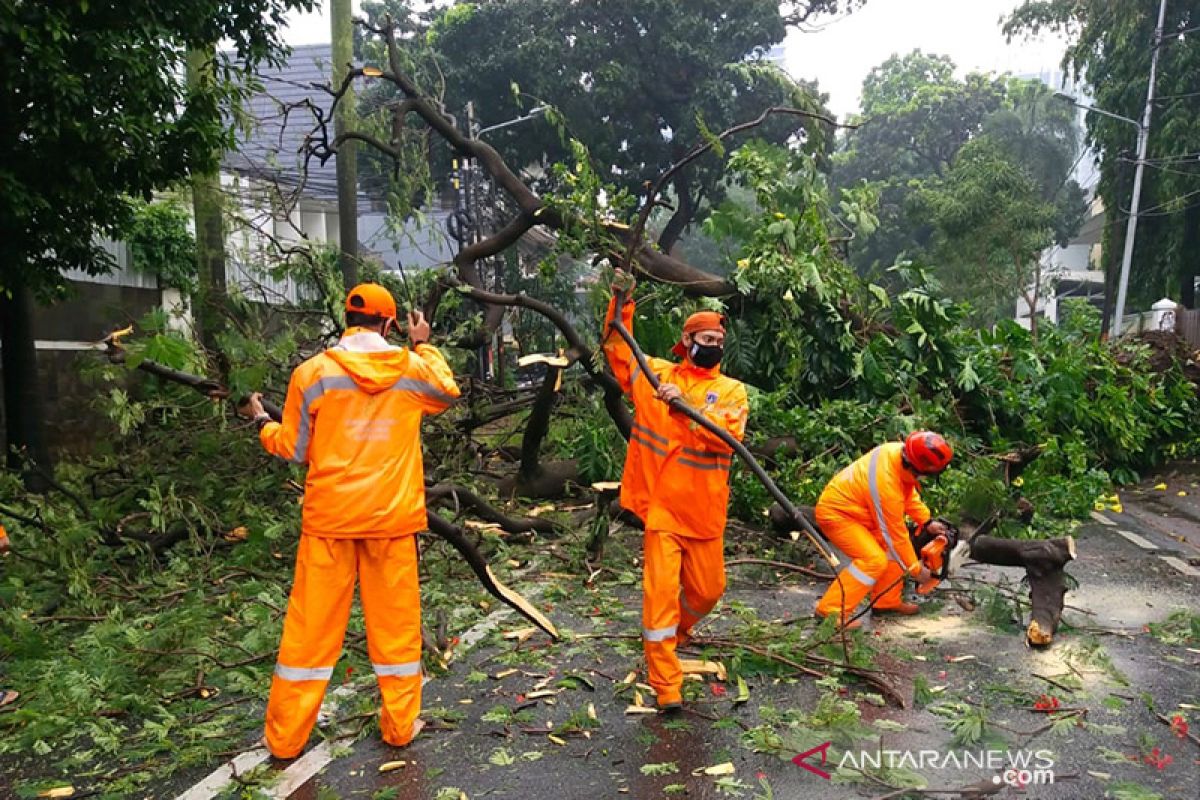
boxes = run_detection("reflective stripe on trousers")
[373,660,421,677]
[845,562,877,587]
[643,625,677,642]
[274,663,336,682]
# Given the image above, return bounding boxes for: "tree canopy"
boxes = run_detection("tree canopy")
[0,0,314,296]
[425,0,839,253]
[832,51,1088,324]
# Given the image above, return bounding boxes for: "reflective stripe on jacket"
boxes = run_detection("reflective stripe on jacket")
[260,329,461,538]
[815,442,931,574]
[602,297,748,539]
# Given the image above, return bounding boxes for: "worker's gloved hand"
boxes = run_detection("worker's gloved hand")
[656,382,683,404]
[237,392,267,420]
[925,519,949,536]
[914,565,933,584]
[611,270,636,296]
[0,534,10,555]
[408,311,431,345]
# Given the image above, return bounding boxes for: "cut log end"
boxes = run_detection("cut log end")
[1027,619,1053,647]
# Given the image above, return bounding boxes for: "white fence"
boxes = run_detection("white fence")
[63,239,159,290]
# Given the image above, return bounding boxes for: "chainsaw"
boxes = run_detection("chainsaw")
[908,517,969,595]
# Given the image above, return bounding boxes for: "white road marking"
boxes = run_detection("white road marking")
[174,748,271,800]
[1114,529,1159,551]
[266,741,335,798]
[1160,556,1200,578]
[1089,511,1117,526]
[176,580,547,799]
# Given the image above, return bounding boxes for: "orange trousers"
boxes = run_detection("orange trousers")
[642,530,726,707]
[265,535,422,759]
[813,509,907,619]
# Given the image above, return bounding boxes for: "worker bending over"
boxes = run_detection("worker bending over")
[814,432,953,628]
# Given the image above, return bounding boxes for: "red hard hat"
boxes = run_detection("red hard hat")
[904,431,953,475]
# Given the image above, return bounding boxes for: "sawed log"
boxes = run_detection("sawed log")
[968,534,1076,647]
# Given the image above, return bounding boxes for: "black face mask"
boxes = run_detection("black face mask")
[688,342,723,368]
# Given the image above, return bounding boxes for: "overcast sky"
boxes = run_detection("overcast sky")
[283,0,1073,120]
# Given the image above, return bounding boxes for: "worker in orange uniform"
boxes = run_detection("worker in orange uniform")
[602,273,749,711]
[239,283,460,759]
[813,432,954,628]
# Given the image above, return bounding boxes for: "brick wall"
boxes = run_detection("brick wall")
[0,281,162,457]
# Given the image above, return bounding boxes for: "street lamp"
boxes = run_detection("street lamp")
[1051,0,1168,337]
[454,104,549,381]
[474,105,549,139]
[1053,91,1148,338]
[1052,92,1140,128]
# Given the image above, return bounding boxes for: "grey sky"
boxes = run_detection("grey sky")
[283,0,1073,120]
[782,0,1072,118]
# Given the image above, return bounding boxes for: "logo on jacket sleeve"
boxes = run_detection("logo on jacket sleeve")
[705,391,719,406]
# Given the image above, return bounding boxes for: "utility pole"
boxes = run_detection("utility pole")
[332,0,358,287]
[1112,0,1168,336]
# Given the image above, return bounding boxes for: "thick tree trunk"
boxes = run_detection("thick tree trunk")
[656,172,695,255]
[332,0,358,287]
[518,364,562,483]
[187,48,229,359]
[500,362,580,498]
[0,285,52,489]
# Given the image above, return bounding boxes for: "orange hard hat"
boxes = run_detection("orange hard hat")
[671,311,726,358]
[345,283,397,321]
[903,431,953,475]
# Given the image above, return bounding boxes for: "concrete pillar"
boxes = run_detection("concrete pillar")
[1151,297,1178,332]
[301,209,328,243]
[161,287,193,337]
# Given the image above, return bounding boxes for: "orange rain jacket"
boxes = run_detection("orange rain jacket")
[260,329,460,538]
[817,442,931,574]
[602,297,749,539]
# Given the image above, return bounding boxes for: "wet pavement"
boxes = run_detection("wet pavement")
[167,476,1199,800]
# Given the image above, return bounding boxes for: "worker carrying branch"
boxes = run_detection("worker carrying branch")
[814,432,954,628]
[602,272,749,712]
[238,283,460,760]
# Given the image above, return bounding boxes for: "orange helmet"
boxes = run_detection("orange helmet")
[903,431,953,475]
[345,283,397,321]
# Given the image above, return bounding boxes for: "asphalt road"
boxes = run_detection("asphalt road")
[169,476,1200,800]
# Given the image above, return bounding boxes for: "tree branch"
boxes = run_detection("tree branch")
[446,279,632,438]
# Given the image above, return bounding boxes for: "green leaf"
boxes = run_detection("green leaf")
[867,283,891,308]
[640,762,680,776]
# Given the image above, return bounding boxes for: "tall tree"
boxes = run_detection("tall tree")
[915,137,1064,334]
[332,0,359,286]
[832,51,1007,276]
[426,0,847,253]
[0,0,313,485]
[187,47,230,357]
[1006,0,1200,308]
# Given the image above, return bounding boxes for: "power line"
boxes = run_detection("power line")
[1118,187,1200,217]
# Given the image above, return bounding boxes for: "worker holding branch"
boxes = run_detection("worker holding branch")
[813,432,953,628]
[239,283,460,759]
[602,271,749,711]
